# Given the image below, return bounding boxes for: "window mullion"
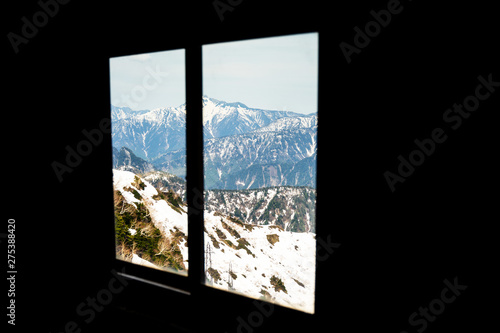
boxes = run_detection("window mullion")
[185,44,205,293]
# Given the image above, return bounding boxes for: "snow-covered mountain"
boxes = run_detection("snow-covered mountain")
[111,97,303,160]
[111,105,186,161]
[205,186,316,232]
[111,96,317,188]
[203,127,317,189]
[204,210,315,314]
[111,105,150,120]
[113,169,315,314]
[202,96,304,138]
[251,113,317,133]
[111,97,316,177]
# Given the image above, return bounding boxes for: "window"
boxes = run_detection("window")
[110,49,188,276]
[202,33,318,314]
[109,32,318,315]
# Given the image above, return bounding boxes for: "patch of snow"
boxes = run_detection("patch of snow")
[132,254,159,269]
[204,211,316,314]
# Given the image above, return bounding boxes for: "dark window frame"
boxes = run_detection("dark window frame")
[109,30,323,323]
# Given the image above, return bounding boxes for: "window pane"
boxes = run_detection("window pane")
[110,49,188,275]
[203,33,318,313]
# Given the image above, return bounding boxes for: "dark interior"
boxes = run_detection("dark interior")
[5,0,498,332]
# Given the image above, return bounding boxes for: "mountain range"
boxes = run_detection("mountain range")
[112,152,316,233]
[111,97,318,313]
[111,96,317,190]
[113,169,315,313]
[205,186,316,233]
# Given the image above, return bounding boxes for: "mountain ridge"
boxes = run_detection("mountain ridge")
[111,96,317,189]
[112,169,315,313]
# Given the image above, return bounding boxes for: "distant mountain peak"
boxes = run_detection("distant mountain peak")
[204,96,248,109]
[202,97,304,138]
[202,96,249,119]
[112,97,317,185]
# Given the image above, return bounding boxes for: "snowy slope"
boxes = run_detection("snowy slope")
[143,170,186,200]
[113,169,188,273]
[113,169,316,313]
[204,211,316,314]
[131,253,160,269]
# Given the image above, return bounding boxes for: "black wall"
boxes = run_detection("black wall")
[5,0,498,332]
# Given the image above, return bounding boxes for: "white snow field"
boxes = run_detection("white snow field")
[113,169,316,313]
[204,211,316,314]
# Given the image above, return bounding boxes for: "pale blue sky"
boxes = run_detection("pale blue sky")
[203,32,318,114]
[109,33,318,113]
[109,49,185,110]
